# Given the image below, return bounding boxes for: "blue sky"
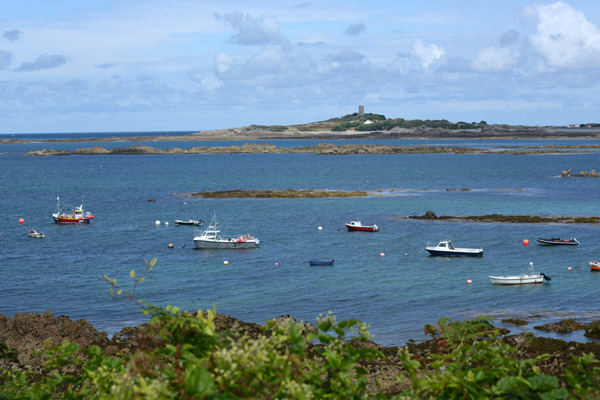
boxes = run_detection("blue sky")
[1,0,600,133]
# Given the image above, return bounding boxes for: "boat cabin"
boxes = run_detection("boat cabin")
[437,240,455,249]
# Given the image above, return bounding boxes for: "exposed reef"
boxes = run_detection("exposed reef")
[190,189,368,198]
[561,169,600,177]
[408,210,600,224]
[27,143,488,156]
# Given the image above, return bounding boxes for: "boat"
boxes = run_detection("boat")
[590,260,600,271]
[52,197,94,224]
[174,218,204,226]
[488,262,551,285]
[536,237,579,246]
[193,213,259,249]
[309,260,334,266]
[425,240,483,257]
[345,221,379,232]
[27,230,45,238]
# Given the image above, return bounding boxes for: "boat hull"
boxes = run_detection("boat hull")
[193,238,259,249]
[536,238,579,246]
[591,261,600,271]
[426,249,483,257]
[309,260,334,266]
[488,275,544,284]
[346,224,378,232]
[53,216,92,224]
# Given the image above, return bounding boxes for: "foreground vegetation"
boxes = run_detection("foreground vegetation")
[2,260,600,398]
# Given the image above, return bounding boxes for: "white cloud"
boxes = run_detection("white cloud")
[412,39,445,69]
[471,45,517,72]
[214,11,287,46]
[526,1,600,69]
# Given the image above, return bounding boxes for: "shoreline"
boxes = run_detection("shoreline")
[2,309,600,396]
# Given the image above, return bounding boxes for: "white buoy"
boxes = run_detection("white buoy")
[568,267,572,271]
[223,260,229,265]
[155,220,161,225]
[318,226,323,231]
[165,221,169,226]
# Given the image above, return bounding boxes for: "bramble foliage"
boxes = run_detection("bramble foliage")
[2,260,600,398]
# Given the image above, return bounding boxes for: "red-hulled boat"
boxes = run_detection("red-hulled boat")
[52,197,95,224]
[591,260,600,271]
[345,220,379,232]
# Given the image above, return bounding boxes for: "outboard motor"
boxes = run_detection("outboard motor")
[540,272,551,281]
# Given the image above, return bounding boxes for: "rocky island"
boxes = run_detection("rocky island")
[408,210,600,224]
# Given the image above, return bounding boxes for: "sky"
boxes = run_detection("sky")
[1,1,600,133]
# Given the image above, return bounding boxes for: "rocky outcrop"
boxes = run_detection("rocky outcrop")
[28,142,488,156]
[561,169,600,177]
[408,212,600,224]
[191,189,368,198]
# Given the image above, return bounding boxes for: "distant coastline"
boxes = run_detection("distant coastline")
[3,113,600,144]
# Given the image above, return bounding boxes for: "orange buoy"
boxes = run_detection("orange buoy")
[380,252,385,257]
[523,239,529,246]
[18,218,24,224]
[568,267,572,271]
[168,243,174,249]
[467,279,472,285]
[275,262,279,266]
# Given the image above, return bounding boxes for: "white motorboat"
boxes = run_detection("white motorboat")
[425,240,483,257]
[27,230,45,238]
[193,213,259,249]
[488,262,551,285]
[174,218,204,226]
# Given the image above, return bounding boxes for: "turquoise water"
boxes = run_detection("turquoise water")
[1,137,600,345]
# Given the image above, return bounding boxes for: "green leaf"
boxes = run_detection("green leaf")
[150,258,157,267]
[529,375,559,391]
[185,366,214,396]
[495,376,517,393]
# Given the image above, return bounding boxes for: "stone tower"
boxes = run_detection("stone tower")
[358,105,364,116]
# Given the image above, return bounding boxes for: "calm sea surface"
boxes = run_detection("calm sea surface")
[1,134,600,346]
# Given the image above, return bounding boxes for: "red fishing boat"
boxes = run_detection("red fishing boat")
[345,220,379,232]
[52,197,95,224]
[590,260,600,271]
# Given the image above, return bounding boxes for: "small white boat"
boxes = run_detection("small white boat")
[590,260,600,271]
[27,230,45,238]
[174,218,204,226]
[193,213,259,249]
[488,262,551,285]
[425,240,483,257]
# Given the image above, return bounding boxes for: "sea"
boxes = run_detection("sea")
[1,132,600,346]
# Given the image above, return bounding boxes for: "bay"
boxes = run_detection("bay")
[1,137,600,346]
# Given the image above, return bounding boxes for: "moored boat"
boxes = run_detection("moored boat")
[536,237,579,246]
[345,221,378,232]
[425,240,483,257]
[488,262,551,285]
[193,213,259,249]
[175,218,204,226]
[27,230,45,238]
[52,197,94,224]
[309,260,334,266]
[590,260,600,271]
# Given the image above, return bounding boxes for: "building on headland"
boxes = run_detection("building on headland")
[358,105,364,116]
